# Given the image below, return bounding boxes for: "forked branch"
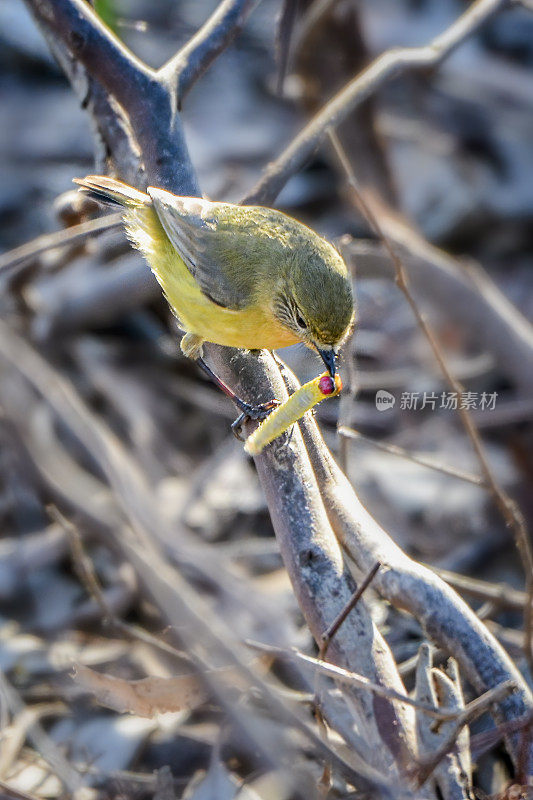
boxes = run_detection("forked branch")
[244,0,508,205]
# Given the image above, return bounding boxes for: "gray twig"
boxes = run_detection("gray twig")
[12,0,530,785]
[269,356,533,773]
[0,214,121,280]
[243,0,508,205]
[158,0,262,108]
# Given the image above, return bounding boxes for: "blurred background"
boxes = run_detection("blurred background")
[0,0,532,797]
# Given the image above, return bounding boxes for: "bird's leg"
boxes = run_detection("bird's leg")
[181,335,279,440]
[194,357,279,441]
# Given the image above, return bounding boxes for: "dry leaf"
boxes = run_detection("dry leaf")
[72,663,208,717]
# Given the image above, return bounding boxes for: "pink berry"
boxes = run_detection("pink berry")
[318,375,335,395]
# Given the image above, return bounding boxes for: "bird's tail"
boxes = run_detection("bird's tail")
[73,175,150,208]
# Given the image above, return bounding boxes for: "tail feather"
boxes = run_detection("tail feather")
[73,175,151,208]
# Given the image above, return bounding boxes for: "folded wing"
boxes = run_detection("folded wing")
[148,189,253,310]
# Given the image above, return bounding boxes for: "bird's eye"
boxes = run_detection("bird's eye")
[295,312,307,330]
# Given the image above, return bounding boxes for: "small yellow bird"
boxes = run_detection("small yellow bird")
[74,176,354,422]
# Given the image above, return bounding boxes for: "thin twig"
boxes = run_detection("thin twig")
[58,510,194,663]
[319,562,380,660]
[158,0,261,108]
[246,640,516,725]
[24,0,156,110]
[314,560,379,794]
[0,214,122,279]
[244,0,508,204]
[469,710,533,759]
[338,426,485,487]
[248,640,450,719]
[275,0,299,95]
[51,505,111,620]
[414,680,518,786]
[328,128,533,670]
[430,566,530,613]
[0,674,83,794]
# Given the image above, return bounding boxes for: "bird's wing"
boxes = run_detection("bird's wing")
[148,189,252,310]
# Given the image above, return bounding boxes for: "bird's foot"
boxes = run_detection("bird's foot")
[231,399,280,441]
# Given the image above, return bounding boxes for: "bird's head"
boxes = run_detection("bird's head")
[272,242,355,377]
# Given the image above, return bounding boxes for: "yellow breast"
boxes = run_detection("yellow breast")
[124,206,300,352]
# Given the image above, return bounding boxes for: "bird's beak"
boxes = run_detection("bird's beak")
[317,347,337,378]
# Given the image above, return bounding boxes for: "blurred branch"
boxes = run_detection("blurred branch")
[0,323,417,791]
[275,0,299,95]
[342,232,533,398]
[302,413,533,773]
[0,673,82,794]
[0,214,121,281]
[432,567,530,613]
[247,640,516,723]
[244,0,508,204]
[329,129,533,671]
[266,355,533,773]
[294,0,398,204]
[0,780,43,800]
[158,0,262,107]
[12,0,530,786]
[338,426,485,487]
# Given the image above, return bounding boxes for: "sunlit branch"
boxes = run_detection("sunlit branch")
[244,0,508,205]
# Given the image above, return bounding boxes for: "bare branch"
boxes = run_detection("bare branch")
[158,0,262,107]
[338,426,485,488]
[0,214,121,280]
[243,0,508,205]
[342,233,533,398]
[24,0,261,190]
[246,640,499,722]
[23,0,199,193]
[432,567,530,613]
[304,418,533,772]
[24,0,155,112]
[268,357,533,772]
[329,129,533,671]
[200,344,418,776]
